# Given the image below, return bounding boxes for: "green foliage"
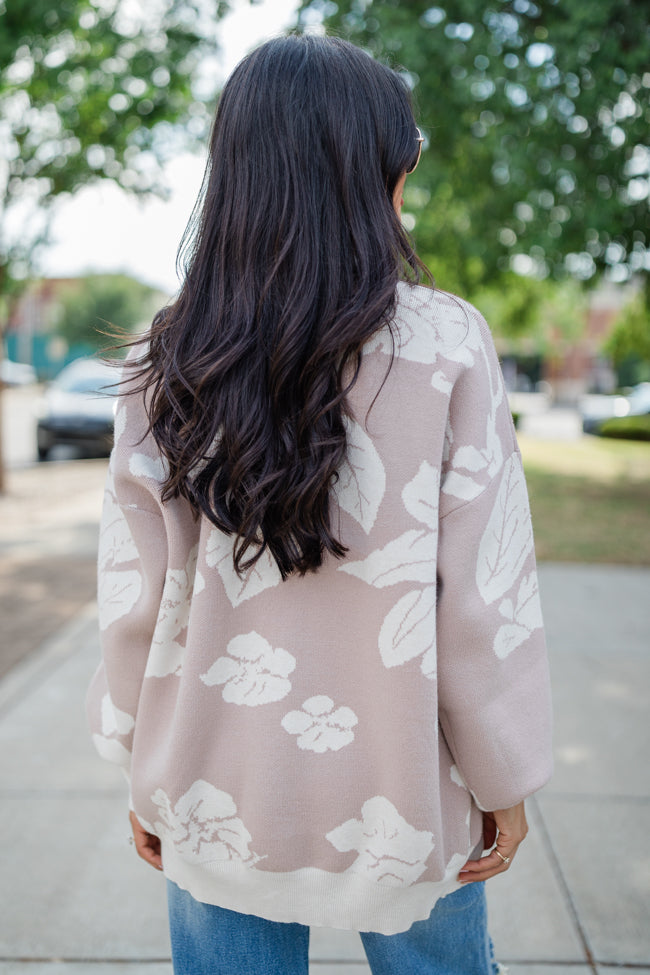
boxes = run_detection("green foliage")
[604,292,650,386]
[0,0,230,286]
[299,0,650,290]
[469,274,586,354]
[598,415,650,442]
[55,274,160,349]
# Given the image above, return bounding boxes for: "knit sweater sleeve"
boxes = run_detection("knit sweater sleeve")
[85,391,168,778]
[435,310,553,811]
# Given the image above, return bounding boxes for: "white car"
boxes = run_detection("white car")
[36,357,121,461]
[580,382,650,434]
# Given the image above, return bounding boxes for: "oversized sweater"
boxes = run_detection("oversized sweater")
[86,282,553,935]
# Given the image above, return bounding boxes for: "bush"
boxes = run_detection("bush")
[599,415,650,442]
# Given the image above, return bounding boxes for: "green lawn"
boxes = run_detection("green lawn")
[519,435,650,565]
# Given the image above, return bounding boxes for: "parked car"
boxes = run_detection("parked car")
[36,357,120,461]
[580,382,650,435]
[1,359,37,386]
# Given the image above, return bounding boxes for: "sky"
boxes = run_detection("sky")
[38,0,300,296]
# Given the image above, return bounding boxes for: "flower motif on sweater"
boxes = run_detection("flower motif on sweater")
[200,631,296,706]
[152,780,262,865]
[281,696,358,753]
[326,796,434,887]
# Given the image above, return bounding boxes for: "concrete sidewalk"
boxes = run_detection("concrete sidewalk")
[0,563,648,974]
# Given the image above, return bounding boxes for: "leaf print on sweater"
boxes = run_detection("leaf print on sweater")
[146,545,206,678]
[129,452,168,483]
[282,696,358,753]
[340,528,437,589]
[335,417,386,533]
[379,586,437,674]
[493,571,544,658]
[326,796,434,887]
[402,460,439,531]
[97,488,142,631]
[200,632,296,706]
[113,403,127,447]
[100,692,134,736]
[442,370,504,503]
[366,286,475,366]
[476,455,534,606]
[340,463,439,678]
[152,780,262,865]
[205,529,282,607]
[91,691,135,769]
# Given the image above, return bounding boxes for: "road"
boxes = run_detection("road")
[0,450,108,680]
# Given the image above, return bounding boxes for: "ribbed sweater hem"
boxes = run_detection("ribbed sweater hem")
[161,842,463,935]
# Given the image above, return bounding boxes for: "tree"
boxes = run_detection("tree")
[55,273,161,350]
[298,0,650,293]
[0,0,232,491]
[0,0,230,290]
[604,291,650,386]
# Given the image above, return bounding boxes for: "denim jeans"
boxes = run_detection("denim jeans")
[167,879,499,975]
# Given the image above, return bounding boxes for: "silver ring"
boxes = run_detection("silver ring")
[495,849,510,864]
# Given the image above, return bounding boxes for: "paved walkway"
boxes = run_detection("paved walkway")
[0,562,649,973]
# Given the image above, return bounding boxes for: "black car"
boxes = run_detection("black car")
[36,357,120,461]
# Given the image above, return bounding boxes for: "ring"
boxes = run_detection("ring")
[495,850,510,864]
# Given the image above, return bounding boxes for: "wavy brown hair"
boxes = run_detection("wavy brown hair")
[129,33,429,579]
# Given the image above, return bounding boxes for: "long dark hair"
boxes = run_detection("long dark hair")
[131,33,428,579]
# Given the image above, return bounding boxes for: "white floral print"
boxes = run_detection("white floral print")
[326,796,434,887]
[90,692,135,769]
[112,403,127,447]
[100,692,134,736]
[494,571,544,658]
[282,696,358,753]
[476,456,534,606]
[145,546,205,678]
[334,417,386,533]
[129,452,168,482]
[152,780,261,864]
[205,529,282,607]
[340,462,439,677]
[97,486,142,631]
[200,632,296,706]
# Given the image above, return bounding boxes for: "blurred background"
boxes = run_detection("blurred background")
[0,1,648,972]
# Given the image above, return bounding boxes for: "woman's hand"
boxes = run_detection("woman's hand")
[458,801,528,883]
[129,810,163,871]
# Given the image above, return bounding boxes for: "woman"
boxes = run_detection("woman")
[87,33,552,975]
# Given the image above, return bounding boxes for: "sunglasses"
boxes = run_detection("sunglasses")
[406,128,425,174]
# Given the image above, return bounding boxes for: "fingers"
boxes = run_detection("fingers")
[129,811,163,872]
[458,846,515,883]
[459,801,528,883]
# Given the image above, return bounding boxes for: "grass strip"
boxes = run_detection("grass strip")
[518,436,650,566]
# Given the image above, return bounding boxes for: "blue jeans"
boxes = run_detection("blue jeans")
[167,879,498,975]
